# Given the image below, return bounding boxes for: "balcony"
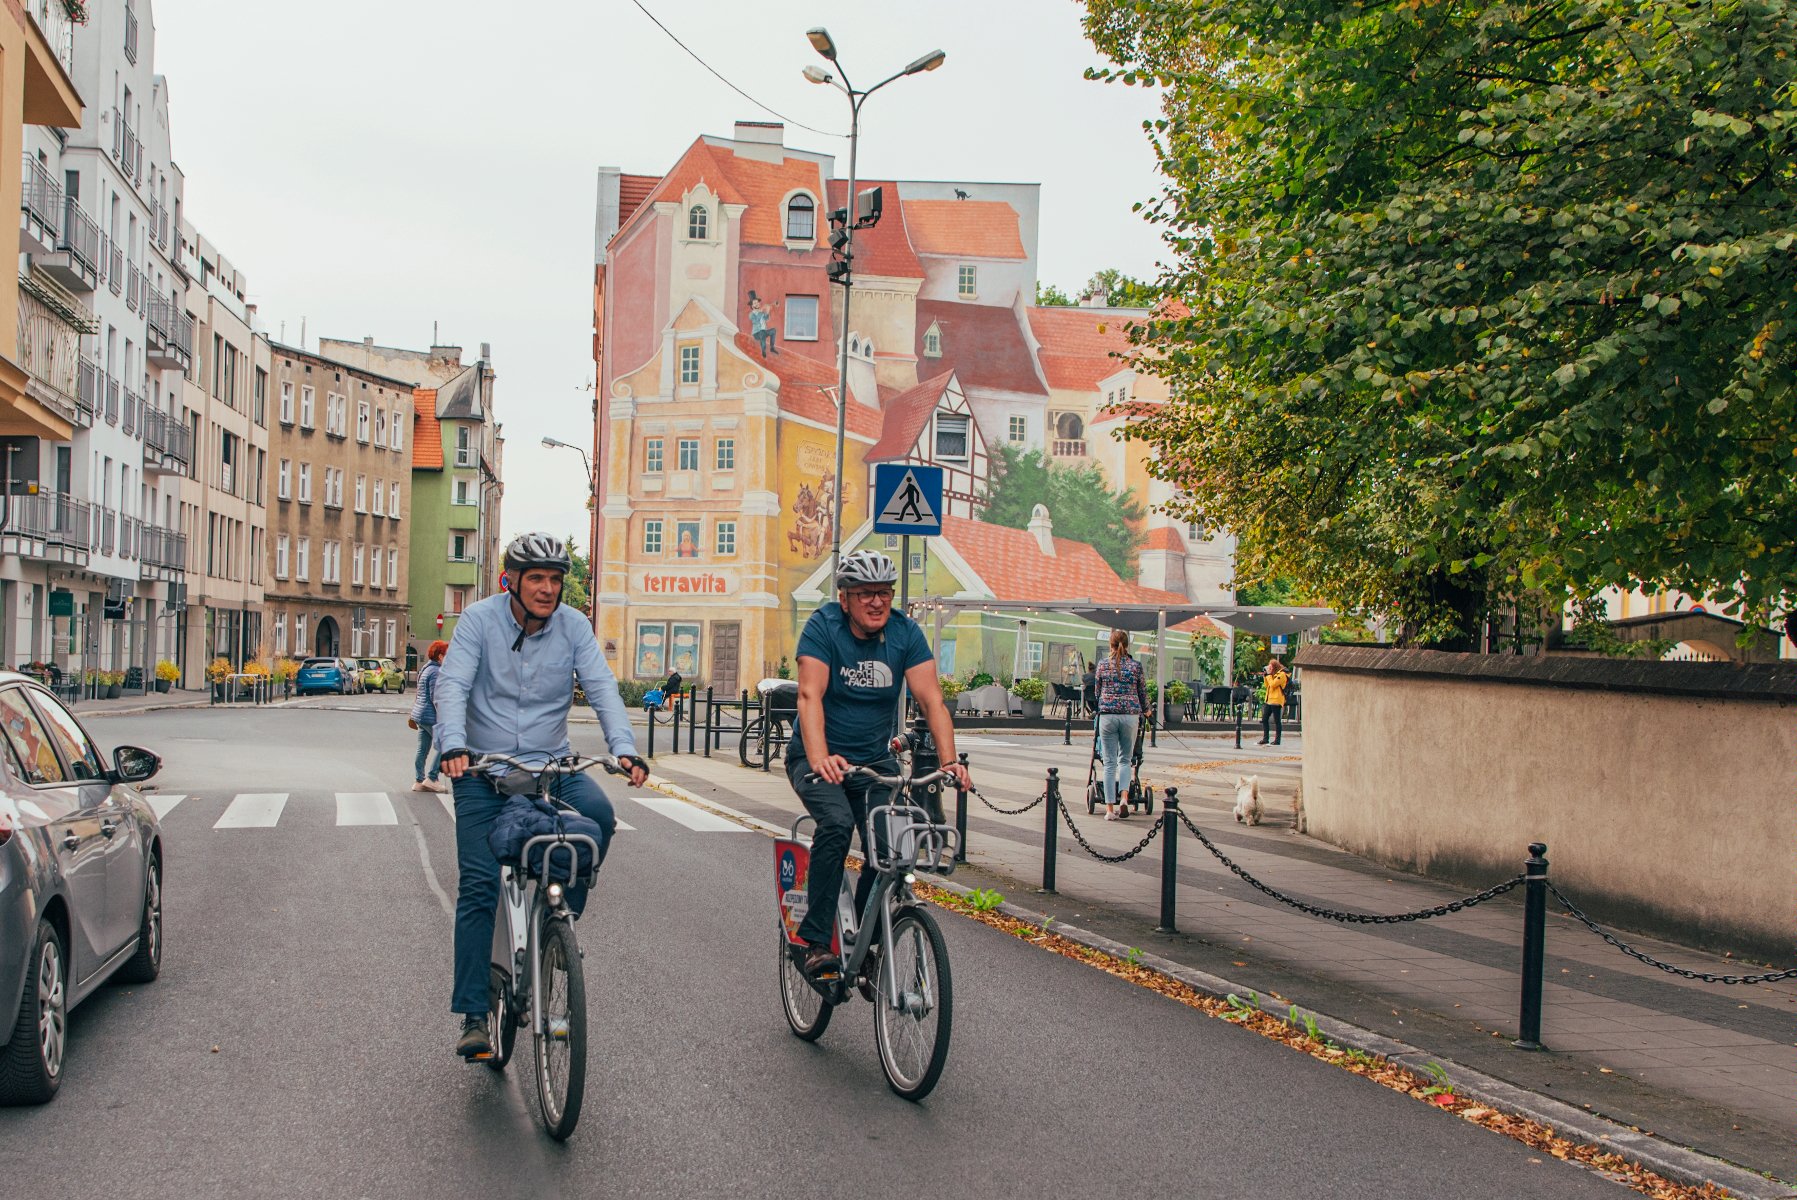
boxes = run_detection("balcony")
[104,373,119,425]
[76,357,96,424]
[111,108,143,186]
[19,153,60,255]
[105,236,123,295]
[99,506,116,556]
[139,523,186,578]
[1051,438,1088,458]
[20,2,80,129]
[17,281,96,433]
[126,261,142,312]
[40,194,100,291]
[118,514,138,559]
[0,490,90,564]
[145,298,194,370]
[142,406,191,473]
[123,4,138,64]
[121,386,140,437]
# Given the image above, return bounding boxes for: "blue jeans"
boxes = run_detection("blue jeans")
[415,723,439,782]
[450,771,616,1014]
[1098,714,1139,808]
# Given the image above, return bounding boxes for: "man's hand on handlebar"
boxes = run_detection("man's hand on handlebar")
[943,760,972,792]
[440,749,471,779]
[616,754,650,788]
[808,752,852,785]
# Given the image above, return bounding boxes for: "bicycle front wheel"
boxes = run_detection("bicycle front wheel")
[778,926,833,1041]
[533,919,587,1140]
[873,907,953,1101]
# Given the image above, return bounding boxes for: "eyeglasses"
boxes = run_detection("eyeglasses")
[847,589,894,604]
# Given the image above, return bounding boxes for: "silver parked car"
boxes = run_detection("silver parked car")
[0,672,163,1104]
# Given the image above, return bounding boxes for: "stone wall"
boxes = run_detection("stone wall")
[1295,645,1797,961]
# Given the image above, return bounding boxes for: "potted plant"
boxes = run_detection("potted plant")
[1009,675,1047,719]
[205,656,233,701]
[153,659,178,693]
[937,675,964,701]
[271,657,299,698]
[103,670,122,699]
[1164,679,1194,726]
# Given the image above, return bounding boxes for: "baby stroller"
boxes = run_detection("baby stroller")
[1084,714,1155,816]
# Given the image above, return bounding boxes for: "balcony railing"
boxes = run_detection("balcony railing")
[17,287,89,427]
[100,507,116,555]
[25,2,77,79]
[142,406,191,468]
[126,262,142,312]
[145,297,194,369]
[76,357,96,422]
[119,514,139,559]
[20,153,61,243]
[57,195,99,283]
[121,386,140,437]
[156,203,168,250]
[1051,438,1089,457]
[111,108,142,185]
[139,523,185,571]
[124,5,138,64]
[1,491,91,554]
[104,373,119,425]
[106,237,123,295]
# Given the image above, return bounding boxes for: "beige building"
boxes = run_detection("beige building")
[264,344,414,662]
[176,228,270,674]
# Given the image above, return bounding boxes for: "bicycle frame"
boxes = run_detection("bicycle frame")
[494,834,598,1038]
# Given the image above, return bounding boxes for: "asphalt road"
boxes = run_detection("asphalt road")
[0,708,1638,1199]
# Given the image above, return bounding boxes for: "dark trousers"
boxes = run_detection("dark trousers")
[786,755,897,948]
[450,771,616,1014]
[415,723,439,782]
[1261,703,1283,743]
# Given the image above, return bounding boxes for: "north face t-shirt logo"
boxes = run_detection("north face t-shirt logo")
[839,659,894,690]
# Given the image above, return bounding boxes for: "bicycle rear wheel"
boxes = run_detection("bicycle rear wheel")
[533,920,587,1140]
[873,907,952,1101]
[738,716,770,767]
[485,964,518,1071]
[778,927,833,1041]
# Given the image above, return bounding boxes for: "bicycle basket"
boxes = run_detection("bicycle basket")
[871,804,959,876]
[488,797,605,883]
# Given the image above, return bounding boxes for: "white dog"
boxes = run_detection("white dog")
[1233,775,1263,826]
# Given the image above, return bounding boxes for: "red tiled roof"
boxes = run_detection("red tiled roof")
[941,515,1142,603]
[1143,526,1185,553]
[1091,399,1162,426]
[411,389,442,469]
[902,200,1027,260]
[732,333,882,440]
[618,173,661,226]
[915,301,1046,396]
[828,180,923,279]
[630,140,749,233]
[867,371,957,461]
[723,152,829,246]
[1027,306,1141,392]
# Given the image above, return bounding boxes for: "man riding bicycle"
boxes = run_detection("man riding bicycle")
[788,550,970,982]
[434,532,650,1059]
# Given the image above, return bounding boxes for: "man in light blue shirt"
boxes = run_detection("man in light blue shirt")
[434,532,648,1059]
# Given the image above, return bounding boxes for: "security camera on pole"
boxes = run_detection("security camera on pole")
[802,28,945,579]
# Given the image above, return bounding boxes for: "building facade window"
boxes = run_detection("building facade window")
[1009,415,1026,442]
[300,385,315,429]
[786,295,820,341]
[275,534,289,579]
[354,474,367,513]
[715,521,736,556]
[372,478,385,516]
[934,413,970,461]
[277,458,291,499]
[298,463,312,503]
[455,425,473,467]
[369,547,382,589]
[678,345,700,385]
[785,194,815,240]
[279,381,294,424]
[385,619,397,657]
[645,438,663,473]
[451,533,471,562]
[387,548,399,588]
[390,411,404,451]
[453,478,472,505]
[352,544,365,586]
[389,482,400,517]
[958,265,977,297]
[274,613,287,655]
[374,409,386,445]
[356,400,370,443]
[449,586,467,613]
[677,439,699,471]
[715,439,735,470]
[687,205,708,240]
[642,519,663,555]
[296,537,310,581]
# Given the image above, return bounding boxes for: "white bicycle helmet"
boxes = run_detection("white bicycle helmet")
[504,532,573,577]
[835,549,899,590]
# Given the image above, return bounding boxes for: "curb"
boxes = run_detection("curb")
[647,773,1792,1200]
[80,699,214,718]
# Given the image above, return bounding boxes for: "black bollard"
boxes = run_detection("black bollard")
[687,688,698,754]
[1233,696,1243,750]
[670,690,682,755]
[704,687,715,758]
[1063,702,1073,746]
[954,752,969,863]
[761,705,772,772]
[1514,842,1549,1050]
[646,705,657,759]
[1155,788,1180,932]
[1041,767,1060,893]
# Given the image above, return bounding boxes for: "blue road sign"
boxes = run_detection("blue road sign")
[872,464,944,536]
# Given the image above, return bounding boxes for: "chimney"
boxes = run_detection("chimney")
[364,336,374,346]
[846,332,878,409]
[1028,504,1056,556]
[733,121,785,146]
[1079,292,1106,308]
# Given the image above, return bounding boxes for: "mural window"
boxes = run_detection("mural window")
[910,552,924,574]
[1172,657,1194,682]
[883,534,900,549]
[635,622,668,678]
[934,413,970,461]
[957,265,977,297]
[1008,415,1026,442]
[642,519,663,555]
[674,520,701,558]
[677,439,700,471]
[1026,640,1044,675]
[923,325,941,358]
[669,624,701,676]
[678,344,701,385]
[715,438,735,470]
[937,639,957,675]
[785,295,820,341]
[715,521,736,556]
[645,438,663,473]
[687,205,708,240]
[785,194,816,240]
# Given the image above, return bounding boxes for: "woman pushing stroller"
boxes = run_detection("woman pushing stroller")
[1093,629,1147,820]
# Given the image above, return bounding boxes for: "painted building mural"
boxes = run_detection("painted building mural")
[592,123,1236,694]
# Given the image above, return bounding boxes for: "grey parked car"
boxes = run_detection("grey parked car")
[0,672,163,1104]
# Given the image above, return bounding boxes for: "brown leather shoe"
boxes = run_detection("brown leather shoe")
[801,943,842,982]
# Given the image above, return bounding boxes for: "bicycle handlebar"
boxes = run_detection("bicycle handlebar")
[467,752,632,778]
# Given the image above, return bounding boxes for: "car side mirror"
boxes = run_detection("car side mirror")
[112,745,161,784]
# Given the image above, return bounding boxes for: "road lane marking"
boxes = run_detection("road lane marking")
[336,792,397,826]
[214,793,287,829]
[628,794,745,832]
[147,794,186,820]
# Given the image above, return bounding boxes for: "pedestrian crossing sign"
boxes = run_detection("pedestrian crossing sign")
[872,464,944,536]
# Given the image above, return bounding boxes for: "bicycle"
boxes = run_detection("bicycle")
[466,752,626,1140]
[774,760,961,1101]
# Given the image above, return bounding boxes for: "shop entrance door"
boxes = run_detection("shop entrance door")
[709,622,739,698]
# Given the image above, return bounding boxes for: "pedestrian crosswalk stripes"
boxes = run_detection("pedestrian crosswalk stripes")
[627,794,745,832]
[147,793,186,820]
[214,793,288,829]
[336,792,397,826]
[160,790,680,832]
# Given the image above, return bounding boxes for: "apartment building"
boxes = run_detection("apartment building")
[315,337,503,662]
[264,345,413,662]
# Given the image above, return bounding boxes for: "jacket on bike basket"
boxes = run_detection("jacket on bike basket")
[488,795,606,883]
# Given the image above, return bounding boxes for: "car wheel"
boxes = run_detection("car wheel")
[0,918,66,1104]
[116,851,162,984]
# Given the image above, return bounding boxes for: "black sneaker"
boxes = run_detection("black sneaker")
[456,1015,492,1059]
[801,942,842,982]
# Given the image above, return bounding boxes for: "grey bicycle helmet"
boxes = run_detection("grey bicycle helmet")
[504,532,572,577]
[835,549,899,590]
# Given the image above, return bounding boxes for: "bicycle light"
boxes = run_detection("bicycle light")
[904,873,916,885]
[547,883,564,906]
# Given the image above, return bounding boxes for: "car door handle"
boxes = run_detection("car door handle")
[62,832,80,850]
[101,820,119,839]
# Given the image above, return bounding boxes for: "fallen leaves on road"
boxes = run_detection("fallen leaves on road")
[920,883,1735,1200]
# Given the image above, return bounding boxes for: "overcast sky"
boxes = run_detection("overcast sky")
[151,0,1168,545]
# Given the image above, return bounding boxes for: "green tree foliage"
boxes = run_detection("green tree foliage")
[1036,281,1076,306]
[563,534,591,616]
[980,445,1147,580]
[1084,0,1797,642]
[1083,267,1160,309]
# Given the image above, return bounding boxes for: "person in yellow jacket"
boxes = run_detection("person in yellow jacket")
[1258,659,1290,745]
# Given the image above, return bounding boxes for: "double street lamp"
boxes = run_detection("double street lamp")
[542,435,599,620]
[802,28,945,575]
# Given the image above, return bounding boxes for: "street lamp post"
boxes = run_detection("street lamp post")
[542,435,598,621]
[803,30,944,577]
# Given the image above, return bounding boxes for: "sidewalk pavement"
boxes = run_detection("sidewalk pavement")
[66,687,216,717]
[647,726,1797,1186]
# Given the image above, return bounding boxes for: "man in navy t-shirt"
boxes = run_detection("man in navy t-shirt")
[787,550,970,981]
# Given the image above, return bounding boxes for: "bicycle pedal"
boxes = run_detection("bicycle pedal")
[546,1017,572,1040]
[466,1050,495,1062]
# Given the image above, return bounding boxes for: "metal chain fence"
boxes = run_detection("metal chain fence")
[1174,809,1525,924]
[1547,882,1797,985]
[1058,797,1165,863]
[971,784,1046,816]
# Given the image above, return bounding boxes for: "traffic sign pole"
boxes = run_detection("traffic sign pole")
[897,532,911,724]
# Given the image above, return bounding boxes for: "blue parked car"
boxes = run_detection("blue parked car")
[295,657,359,696]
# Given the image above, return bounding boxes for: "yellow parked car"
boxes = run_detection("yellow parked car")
[356,657,404,694]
